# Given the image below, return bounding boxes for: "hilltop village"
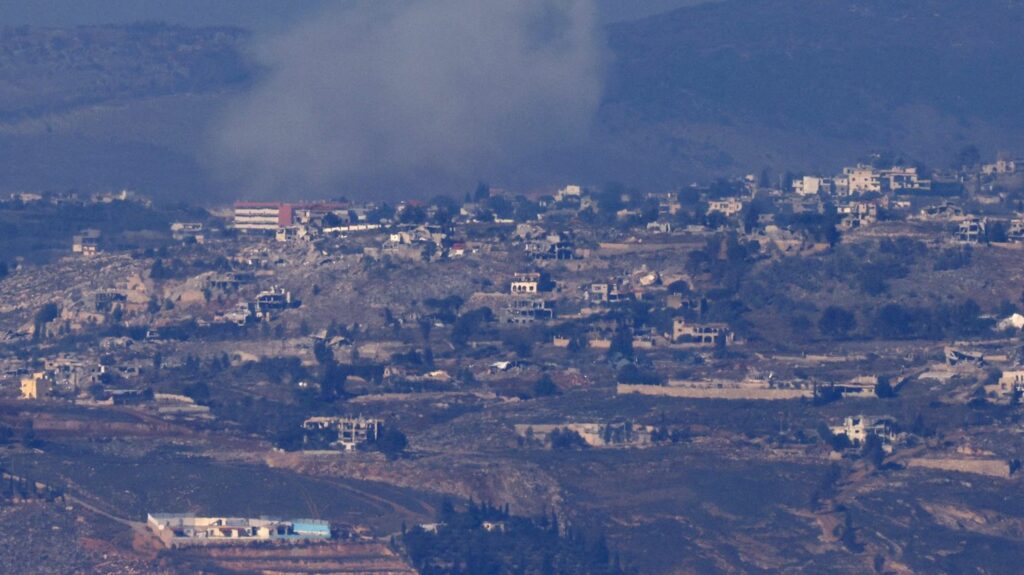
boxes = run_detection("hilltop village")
[3,151,1024,573]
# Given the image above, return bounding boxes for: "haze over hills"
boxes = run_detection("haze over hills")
[0,0,1022,202]
[594,0,1024,184]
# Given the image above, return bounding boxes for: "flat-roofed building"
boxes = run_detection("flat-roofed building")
[20,372,54,399]
[510,272,541,294]
[672,318,732,346]
[146,514,330,547]
[233,202,290,231]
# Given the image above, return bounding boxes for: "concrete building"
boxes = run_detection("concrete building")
[586,282,631,305]
[985,369,1024,402]
[1008,219,1024,242]
[510,273,541,295]
[147,514,330,547]
[838,165,880,194]
[672,318,732,346]
[882,166,930,193]
[956,218,986,244]
[792,176,830,196]
[836,165,930,195]
[20,372,53,399]
[707,198,744,217]
[233,202,289,231]
[302,416,382,451]
[72,229,101,255]
[502,298,554,325]
[830,415,899,452]
[232,202,346,232]
[170,222,205,243]
[254,286,293,315]
[837,201,879,230]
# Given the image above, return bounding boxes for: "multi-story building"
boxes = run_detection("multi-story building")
[233,202,288,231]
[302,416,382,451]
[881,166,930,193]
[956,218,986,244]
[502,298,554,325]
[232,202,346,232]
[837,201,879,229]
[837,165,881,194]
[830,415,899,452]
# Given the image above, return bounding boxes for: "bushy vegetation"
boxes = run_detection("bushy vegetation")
[403,500,625,575]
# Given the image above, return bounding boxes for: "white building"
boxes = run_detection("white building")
[792,176,829,196]
[510,272,541,294]
[830,415,898,452]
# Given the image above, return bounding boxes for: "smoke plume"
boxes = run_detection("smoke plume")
[214,0,604,198]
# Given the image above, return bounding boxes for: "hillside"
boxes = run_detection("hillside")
[595,0,1024,182]
[1,2,1024,200]
[0,23,248,119]
[0,24,249,202]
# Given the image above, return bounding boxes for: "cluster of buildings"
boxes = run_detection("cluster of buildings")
[793,164,932,196]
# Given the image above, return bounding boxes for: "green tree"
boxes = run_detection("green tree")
[818,306,856,339]
[375,426,408,459]
[533,375,560,397]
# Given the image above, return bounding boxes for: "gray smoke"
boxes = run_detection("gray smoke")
[213,0,604,198]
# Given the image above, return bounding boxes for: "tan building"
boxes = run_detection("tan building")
[510,272,541,294]
[20,372,53,399]
[792,176,831,196]
[672,318,732,345]
[985,369,1024,402]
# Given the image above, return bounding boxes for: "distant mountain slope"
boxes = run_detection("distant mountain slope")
[0,24,249,202]
[595,0,1024,182]
[1,2,1023,201]
[0,23,249,120]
